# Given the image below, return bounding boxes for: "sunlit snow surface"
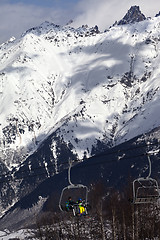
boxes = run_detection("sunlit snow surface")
[0,229,34,240]
[1,19,160,168]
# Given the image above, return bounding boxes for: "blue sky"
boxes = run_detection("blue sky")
[0,0,160,44]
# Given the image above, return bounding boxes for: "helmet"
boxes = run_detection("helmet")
[78,198,82,202]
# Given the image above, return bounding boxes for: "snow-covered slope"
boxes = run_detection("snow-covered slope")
[1,18,160,165]
[1,9,160,219]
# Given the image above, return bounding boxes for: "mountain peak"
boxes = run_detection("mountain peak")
[155,11,160,17]
[116,5,146,26]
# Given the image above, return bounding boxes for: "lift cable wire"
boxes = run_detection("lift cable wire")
[0,140,159,183]
[59,139,160,166]
[2,136,158,181]
[0,150,155,185]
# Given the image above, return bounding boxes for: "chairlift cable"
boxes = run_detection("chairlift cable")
[0,140,160,183]
[2,136,160,180]
[0,152,147,183]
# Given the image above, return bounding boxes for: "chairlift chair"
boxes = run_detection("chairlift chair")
[59,160,89,216]
[132,154,160,204]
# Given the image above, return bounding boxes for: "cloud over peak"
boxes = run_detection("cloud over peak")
[1,0,160,44]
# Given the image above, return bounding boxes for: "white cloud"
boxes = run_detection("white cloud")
[0,0,160,44]
[0,2,75,44]
[72,0,160,30]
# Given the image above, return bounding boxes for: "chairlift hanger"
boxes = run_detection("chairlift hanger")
[59,159,89,215]
[132,153,160,204]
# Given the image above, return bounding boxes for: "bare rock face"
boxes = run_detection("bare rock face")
[117,5,146,25]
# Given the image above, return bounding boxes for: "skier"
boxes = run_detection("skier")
[65,197,75,211]
[77,198,86,216]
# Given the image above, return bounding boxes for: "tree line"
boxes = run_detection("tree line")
[33,182,160,240]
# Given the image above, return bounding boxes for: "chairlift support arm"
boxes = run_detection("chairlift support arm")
[59,159,89,212]
[146,154,151,178]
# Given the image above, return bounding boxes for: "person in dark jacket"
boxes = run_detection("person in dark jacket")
[65,197,75,211]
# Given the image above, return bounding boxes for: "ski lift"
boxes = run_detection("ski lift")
[59,159,89,216]
[132,154,160,204]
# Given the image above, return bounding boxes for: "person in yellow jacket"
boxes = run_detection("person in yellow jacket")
[77,198,86,215]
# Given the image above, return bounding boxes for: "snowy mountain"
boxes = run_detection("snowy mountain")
[1,6,160,230]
